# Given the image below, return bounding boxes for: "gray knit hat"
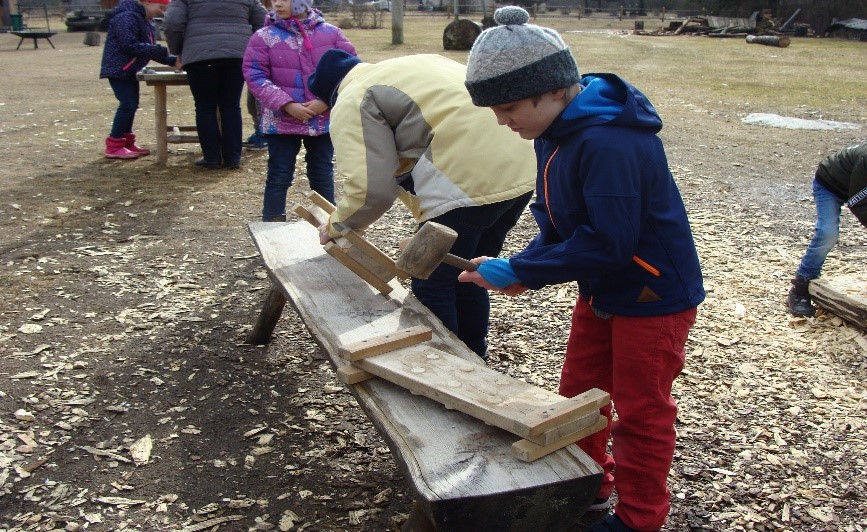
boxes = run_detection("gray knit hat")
[465,6,580,107]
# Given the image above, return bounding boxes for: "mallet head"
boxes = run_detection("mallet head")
[395,222,459,279]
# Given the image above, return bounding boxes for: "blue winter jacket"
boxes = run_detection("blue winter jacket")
[100,0,176,80]
[510,73,705,317]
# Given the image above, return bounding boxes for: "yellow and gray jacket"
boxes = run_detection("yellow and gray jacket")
[326,54,535,237]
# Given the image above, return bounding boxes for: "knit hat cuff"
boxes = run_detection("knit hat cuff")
[465,48,580,107]
[307,49,361,107]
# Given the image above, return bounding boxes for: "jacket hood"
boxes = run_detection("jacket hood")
[109,0,145,18]
[542,73,663,140]
[266,8,325,32]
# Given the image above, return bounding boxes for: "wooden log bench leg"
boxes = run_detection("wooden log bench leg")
[246,285,286,345]
[402,501,437,532]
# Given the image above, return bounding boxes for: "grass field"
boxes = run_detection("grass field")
[336,12,867,121]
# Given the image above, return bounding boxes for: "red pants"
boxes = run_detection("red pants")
[559,297,697,531]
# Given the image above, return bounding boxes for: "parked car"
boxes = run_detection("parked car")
[65,7,109,32]
[368,0,391,10]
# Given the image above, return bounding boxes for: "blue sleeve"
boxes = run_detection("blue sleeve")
[476,258,520,289]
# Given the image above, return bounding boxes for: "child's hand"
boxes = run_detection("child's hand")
[283,102,316,122]
[302,99,329,116]
[458,258,528,296]
[318,223,332,245]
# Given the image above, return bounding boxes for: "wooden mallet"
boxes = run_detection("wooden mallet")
[395,222,477,279]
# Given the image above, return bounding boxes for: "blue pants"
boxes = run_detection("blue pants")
[262,133,334,220]
[796,176,845,280]
[108,77,140,139]
[411,191,533,358]
[185,58,245,166]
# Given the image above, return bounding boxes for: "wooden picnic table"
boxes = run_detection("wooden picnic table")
[11,30,57,49]
[136,66,198,165]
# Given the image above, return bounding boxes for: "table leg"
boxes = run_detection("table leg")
[33,38,38,49]
[46,37,55,49]
[154,85,168,165]
[16,38,24,50]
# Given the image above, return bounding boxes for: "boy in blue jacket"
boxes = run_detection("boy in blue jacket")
[460,7,705,532]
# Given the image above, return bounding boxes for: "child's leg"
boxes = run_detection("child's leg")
[262,135,302,221]
[302,134,335,205]
[796,177,845,280]
[559,297,615,499]
[607,308,696,531]
[108,78,140,138]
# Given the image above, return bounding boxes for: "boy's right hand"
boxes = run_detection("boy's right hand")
[458,258,528,296]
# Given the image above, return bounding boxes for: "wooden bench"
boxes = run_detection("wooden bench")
[246,219,607,531]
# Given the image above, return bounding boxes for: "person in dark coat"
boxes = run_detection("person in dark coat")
[788,141,867,316]
[163,0,267,170]
[99,0,178,159]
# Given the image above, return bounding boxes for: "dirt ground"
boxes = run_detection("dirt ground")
[1,21,867,532]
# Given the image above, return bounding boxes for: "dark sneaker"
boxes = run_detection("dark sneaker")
[787,276,815,317]
[195,158,222,170]
[584,514,643,532]
[243,132,268,151]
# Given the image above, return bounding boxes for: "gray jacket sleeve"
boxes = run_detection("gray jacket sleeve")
[161,0,188,56]
[250,0,266,30]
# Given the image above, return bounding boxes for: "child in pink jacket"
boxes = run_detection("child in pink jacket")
[243,0,356,220]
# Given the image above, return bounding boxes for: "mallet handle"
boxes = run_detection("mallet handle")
[442,253,477,272]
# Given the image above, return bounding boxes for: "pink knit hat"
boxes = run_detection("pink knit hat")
[144,0,171,5]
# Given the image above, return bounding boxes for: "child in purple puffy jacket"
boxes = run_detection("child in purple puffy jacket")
[243,0,356,220]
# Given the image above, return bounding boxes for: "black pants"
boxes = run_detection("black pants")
[410,190,533,358]
[185,58,244,166]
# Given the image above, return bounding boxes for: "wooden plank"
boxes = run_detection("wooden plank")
[292,202,397,288]
[337,226,409,280]
[302,192,406,280]
[306,190,336,213]
[513,416,608,463]
[341,243,396,284]
[324,242,394,295]
[810,272,867,330]
[246,221,603,531]
[290,202,318,227]
[166,134,199,144]
[339,326,433,361]
[336,365,375,384]
[522,389,610,438]
[352,343,608,446]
